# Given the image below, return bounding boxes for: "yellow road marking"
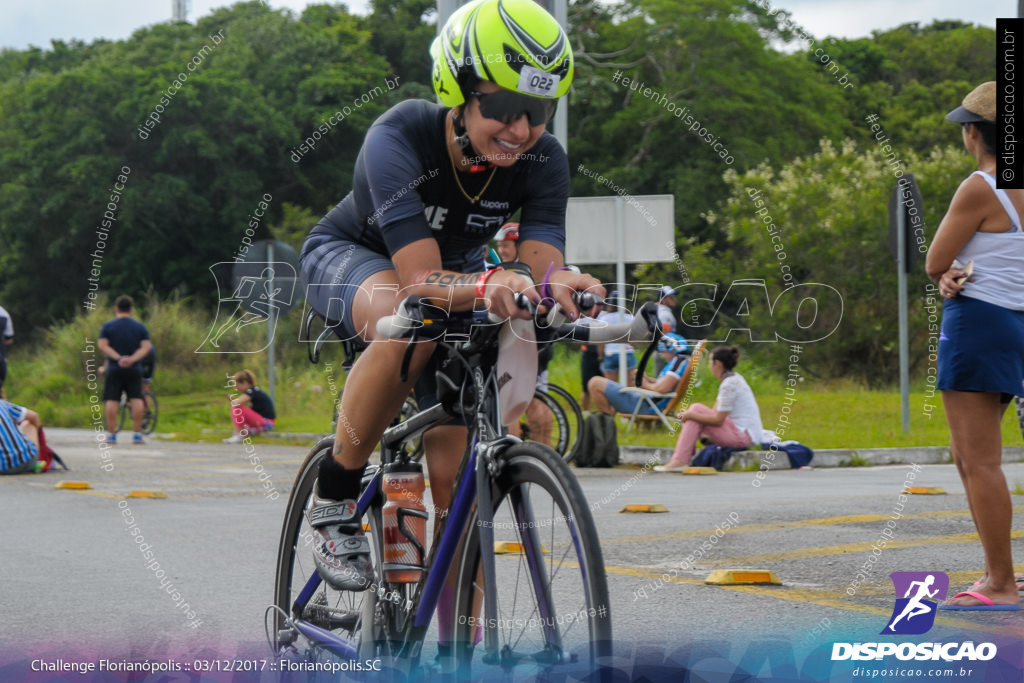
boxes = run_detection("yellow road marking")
[58,489,124,499]
[600,506,1024,546]
[602,563,1024,637]
[706,531,1024,566]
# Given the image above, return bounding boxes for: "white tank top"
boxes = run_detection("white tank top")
[955,171,1024,312]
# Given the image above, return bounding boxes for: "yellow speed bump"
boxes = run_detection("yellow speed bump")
[126,490,168,499]
[683,467,718,475]
[903,487,946,495]
[494,541,548,555]
[705,569,781,585]
[619,504,669,513]
[55,481,92,490]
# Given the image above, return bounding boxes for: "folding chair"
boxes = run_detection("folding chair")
[622,340,706,432]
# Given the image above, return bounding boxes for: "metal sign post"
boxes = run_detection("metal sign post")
[615,196,627,384]
[897,199,909,433]
[267,241,276,403]
[566,193,675,384]
[889,174,924,434]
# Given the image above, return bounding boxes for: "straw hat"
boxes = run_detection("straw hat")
[945,81,996,124]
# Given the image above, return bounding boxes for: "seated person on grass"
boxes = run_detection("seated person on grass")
[0,399,41,474]
[587,334,690,418]
[224,370,276,444]
[655,344,762,472]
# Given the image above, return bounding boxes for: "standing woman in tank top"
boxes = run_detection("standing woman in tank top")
[927,81,1024,611]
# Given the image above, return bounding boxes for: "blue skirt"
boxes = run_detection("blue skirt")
[937,296,1024,402]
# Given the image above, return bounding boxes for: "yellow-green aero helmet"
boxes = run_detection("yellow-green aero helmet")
[431,0,574,110]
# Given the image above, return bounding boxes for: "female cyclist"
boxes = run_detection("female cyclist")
[299,0,602,598]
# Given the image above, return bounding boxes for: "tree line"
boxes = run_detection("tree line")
[0,0,995,382]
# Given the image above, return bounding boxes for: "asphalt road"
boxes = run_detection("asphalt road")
[2,429,1023,681]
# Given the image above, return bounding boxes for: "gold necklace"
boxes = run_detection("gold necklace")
[447,116,497,204]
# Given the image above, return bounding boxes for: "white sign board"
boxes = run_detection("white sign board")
[565,195,675,264]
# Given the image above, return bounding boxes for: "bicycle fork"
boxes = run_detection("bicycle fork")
[474,438,565,666]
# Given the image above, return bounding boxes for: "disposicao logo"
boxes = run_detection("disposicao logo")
[831,571,998,663]
[882,571,948,635]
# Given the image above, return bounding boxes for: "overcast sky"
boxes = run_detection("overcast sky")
[0,0,1009,52]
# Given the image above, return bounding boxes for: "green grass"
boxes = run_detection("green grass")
[5,305,1024,452]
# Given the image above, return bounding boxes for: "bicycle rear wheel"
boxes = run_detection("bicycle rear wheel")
[451,442,612,678]
[117,393,128,433]
[544,383,584,464]
[521,389,570,457]
[141,390,158,435]
[272,437,387,661]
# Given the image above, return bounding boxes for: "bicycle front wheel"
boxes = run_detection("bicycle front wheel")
[451,442,612,678]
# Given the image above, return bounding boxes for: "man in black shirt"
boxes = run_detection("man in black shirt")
[98,296,152,444]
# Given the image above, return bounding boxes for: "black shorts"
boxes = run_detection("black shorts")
[580,348,601,393]
[140,359,155,383]
[103,367,144,402]
[301,236,469,427]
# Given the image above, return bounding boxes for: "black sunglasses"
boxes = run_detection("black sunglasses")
[469,90,557,126]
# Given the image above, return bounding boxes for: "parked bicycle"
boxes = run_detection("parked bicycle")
[516,382,584,464]
[117,388,158,435]
[270,296,661,678]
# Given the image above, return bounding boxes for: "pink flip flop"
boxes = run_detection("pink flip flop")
[938,591,1022,611]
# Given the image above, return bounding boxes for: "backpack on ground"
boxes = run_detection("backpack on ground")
[36,427,68,473]
[576,413,619,468]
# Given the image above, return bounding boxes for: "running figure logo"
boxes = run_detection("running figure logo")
[882,572,949,635]
[197,261,297,353]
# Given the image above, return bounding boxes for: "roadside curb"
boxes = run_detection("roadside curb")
[618,445,1024,470]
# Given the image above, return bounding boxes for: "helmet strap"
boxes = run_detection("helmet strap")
[453,105,492,172]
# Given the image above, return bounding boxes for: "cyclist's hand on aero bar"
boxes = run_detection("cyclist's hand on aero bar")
[543,270,604,322]
[483,269,536,321]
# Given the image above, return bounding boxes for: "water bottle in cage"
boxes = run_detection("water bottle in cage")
[382,461,428,582]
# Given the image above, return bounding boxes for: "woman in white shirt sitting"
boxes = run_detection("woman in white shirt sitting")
[655,345,762,472]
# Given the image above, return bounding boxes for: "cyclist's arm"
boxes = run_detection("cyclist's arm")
[395,239,533,322]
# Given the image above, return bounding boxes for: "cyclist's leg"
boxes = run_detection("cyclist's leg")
[331,269,438,469]
[141,379,152,411]
[525,370,554,447]
[300,240,438,588]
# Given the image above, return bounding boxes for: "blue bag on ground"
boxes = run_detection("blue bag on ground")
[690,441,814,471]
